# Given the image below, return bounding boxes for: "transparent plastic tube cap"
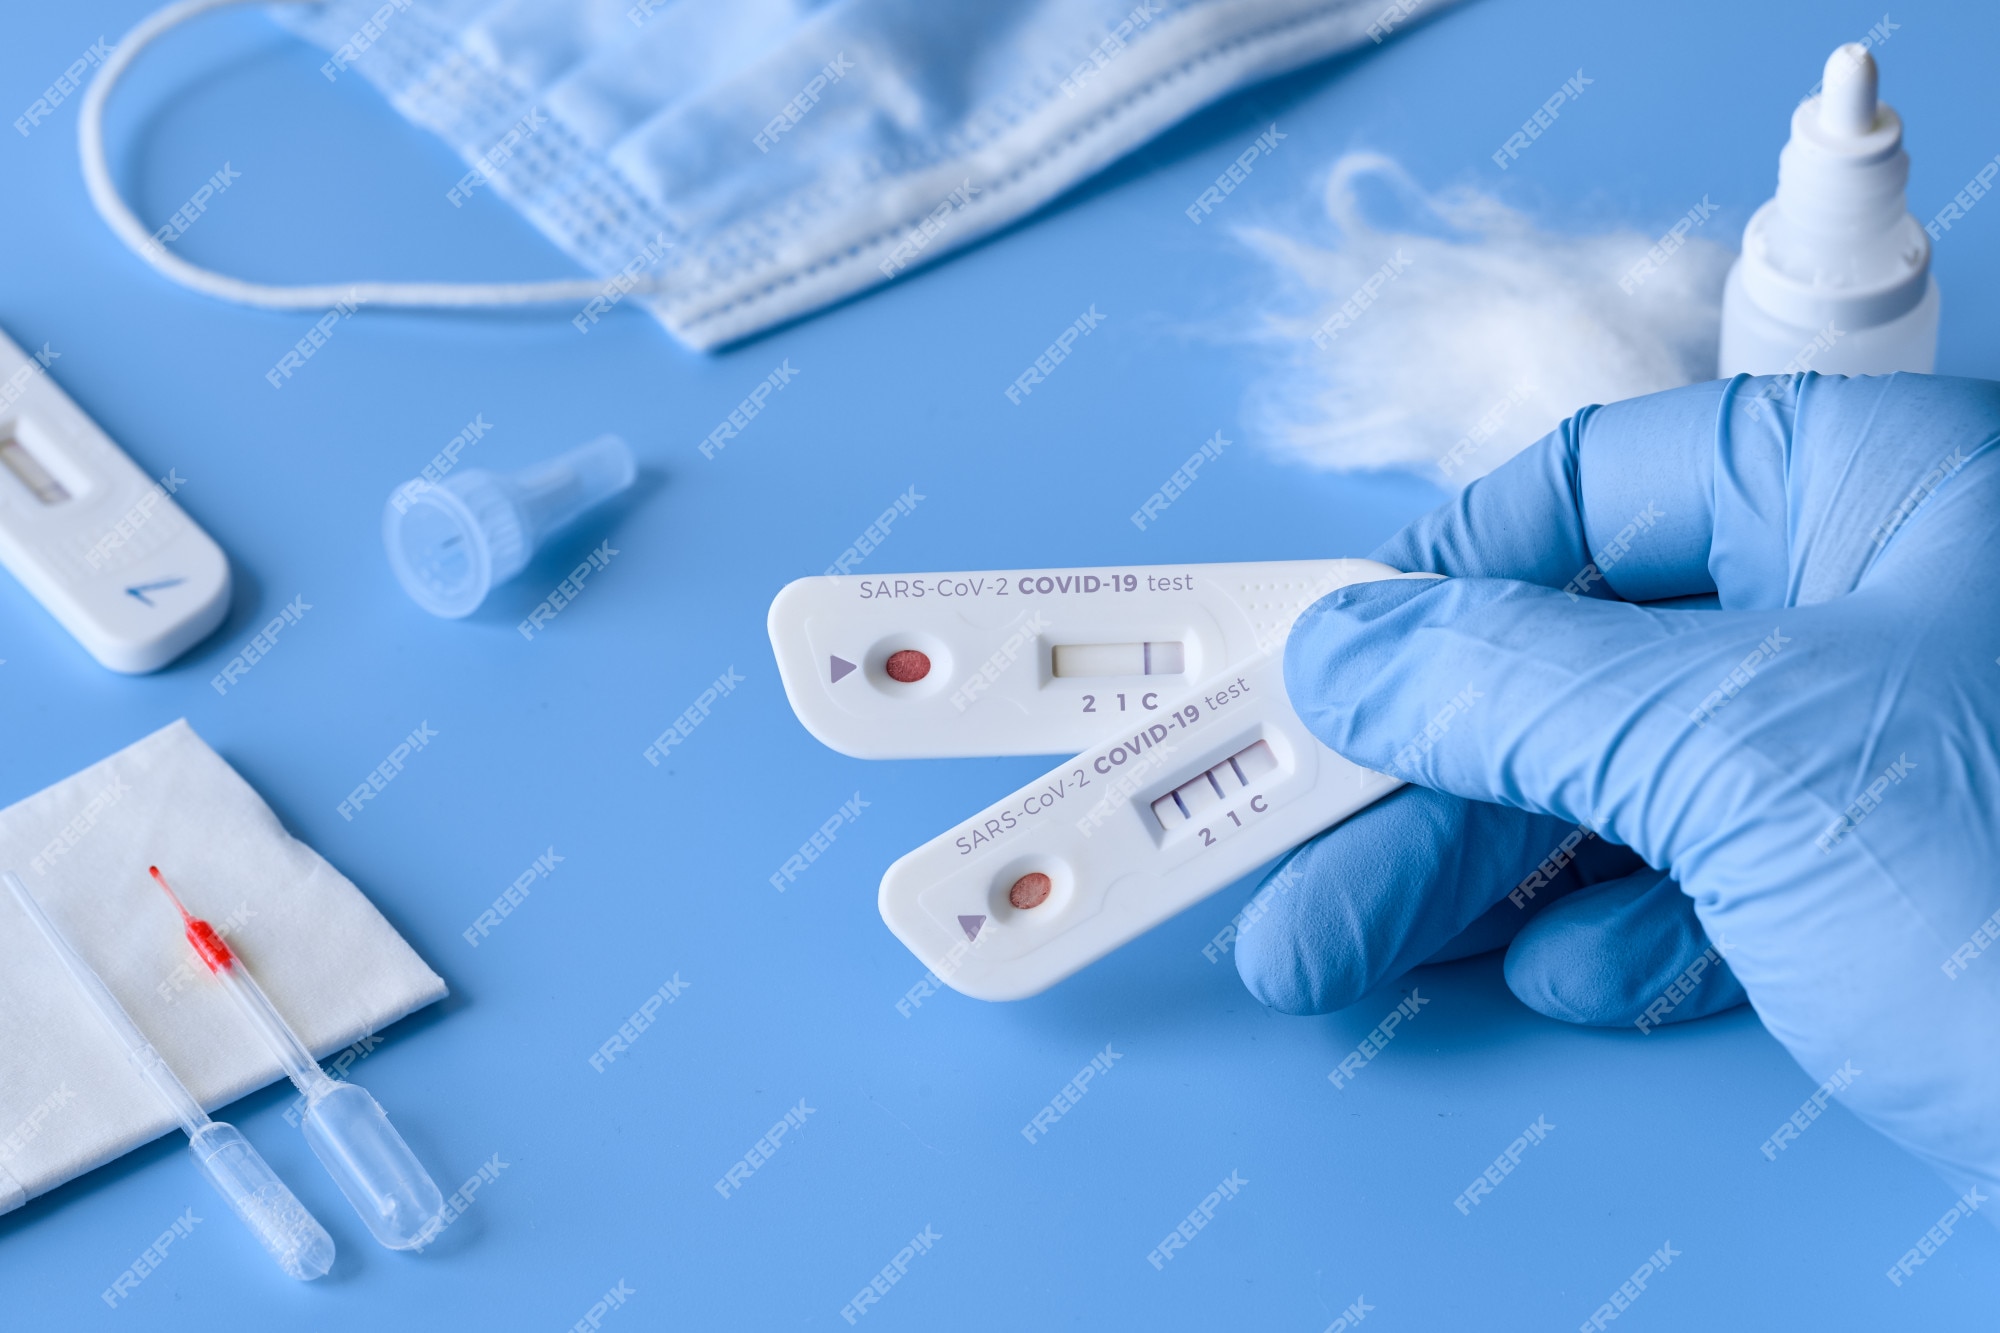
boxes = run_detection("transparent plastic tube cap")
[384,435,635,618]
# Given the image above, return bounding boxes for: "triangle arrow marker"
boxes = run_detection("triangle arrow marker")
[830,655,857,683]
[957,915,985,941]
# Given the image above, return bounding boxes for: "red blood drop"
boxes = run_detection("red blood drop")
[885,650,931,683]
[185,918,234,972]
[1009,873,1052,910]
[151,865,233,972]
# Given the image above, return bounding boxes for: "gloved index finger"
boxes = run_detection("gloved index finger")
[1373,381,1725,603]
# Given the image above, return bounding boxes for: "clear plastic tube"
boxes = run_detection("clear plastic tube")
[185,1122,337,1279]
[215,961,446,1250]
[3,871,334,1280]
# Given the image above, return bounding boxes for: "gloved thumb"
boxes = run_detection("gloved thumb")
[1285,575,1808,871]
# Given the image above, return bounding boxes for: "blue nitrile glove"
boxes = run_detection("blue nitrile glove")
[1238,372,2000,1196]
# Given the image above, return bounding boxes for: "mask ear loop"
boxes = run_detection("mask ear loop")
[79,0,671,311]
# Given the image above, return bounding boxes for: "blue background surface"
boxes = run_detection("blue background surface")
[3,0,1998,1327]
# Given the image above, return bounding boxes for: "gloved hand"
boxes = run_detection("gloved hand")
[1238,372,2000,1197]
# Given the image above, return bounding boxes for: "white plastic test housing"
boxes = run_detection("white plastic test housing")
[877,645,1404,1000]
[769,559,1402,759]
[1719,43,1939,376]
[768,558,1422,999]
[0,329,228,671]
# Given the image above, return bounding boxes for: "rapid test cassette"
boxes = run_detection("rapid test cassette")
[876,647,1405,1000]
[768,559,1403,759]
[0,328,228,671]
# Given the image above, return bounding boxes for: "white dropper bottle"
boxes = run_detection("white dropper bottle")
[1718,43,1938,376]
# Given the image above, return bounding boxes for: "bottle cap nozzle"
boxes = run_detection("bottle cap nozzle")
[1718,39,1937,375]
[1820,43,1879,138]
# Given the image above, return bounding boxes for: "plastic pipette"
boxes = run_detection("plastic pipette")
[150,867,446,1250]
[2,870,334,1281]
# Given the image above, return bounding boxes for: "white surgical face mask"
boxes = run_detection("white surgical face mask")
[83,0,1462,349]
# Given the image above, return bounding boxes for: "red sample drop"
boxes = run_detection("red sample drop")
[885,650,931,683]
[150,866,234,973]
[1009,872,1052,910]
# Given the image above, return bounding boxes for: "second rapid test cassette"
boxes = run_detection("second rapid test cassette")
[876,645,1405,999]
[769,559,1402,758]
